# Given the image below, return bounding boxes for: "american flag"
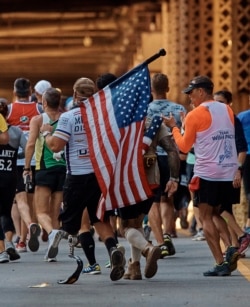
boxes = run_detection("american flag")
[80,63,153,219]
[143,115,163,154]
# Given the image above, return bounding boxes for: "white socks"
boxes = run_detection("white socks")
[124,227,148,260]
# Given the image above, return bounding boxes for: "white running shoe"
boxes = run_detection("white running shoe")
[44,255,57,262]
[192,230,206,241]
[0,251,9,263]
[45,230,64,259]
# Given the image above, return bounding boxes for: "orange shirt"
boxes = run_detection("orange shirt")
[172,101,234,153]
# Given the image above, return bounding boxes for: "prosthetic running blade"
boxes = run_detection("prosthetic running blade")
[57,255,83,284]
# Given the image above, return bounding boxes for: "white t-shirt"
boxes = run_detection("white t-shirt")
[53,107,93,175]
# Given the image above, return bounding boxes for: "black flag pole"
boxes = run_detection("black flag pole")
[142,48,167,65]
[109,48,167,87]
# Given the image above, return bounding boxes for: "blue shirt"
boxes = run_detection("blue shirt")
[237,109,250,154]
[147,99,186,155]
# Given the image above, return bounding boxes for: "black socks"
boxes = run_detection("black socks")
[78,232,96,266]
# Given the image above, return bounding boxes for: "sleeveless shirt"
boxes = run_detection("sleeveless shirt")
[194,102,238,180]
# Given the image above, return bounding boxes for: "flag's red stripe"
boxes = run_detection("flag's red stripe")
[124,123,142,204]
[110,125,139,208]
[129,121,152,203]
[99,89,120,157]
[84,90,122,207]
[93,92,114,192]
[110,122,152,209]
[80,98,108,194]
[117,127,130,206]
[88,91,117,196]
[97,90,120,197]
[106,125,139,209]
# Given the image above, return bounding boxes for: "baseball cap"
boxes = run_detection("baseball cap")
[73,77,95,97]
[34,80,52,95]
[183,76,214,94]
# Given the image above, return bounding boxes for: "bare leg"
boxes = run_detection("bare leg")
[50,192,63,229]
[35,186,54,234]
[11,202,21,240]
[212,214,231,251]
[160,196,175,235]
[221,211,245,246]
[148,202,164,245]
[15,192,33,228]
[199,203,224,264]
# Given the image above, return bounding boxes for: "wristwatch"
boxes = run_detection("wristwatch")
[42,131,52,138]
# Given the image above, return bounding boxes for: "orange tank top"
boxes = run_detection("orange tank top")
[7,101,41,131]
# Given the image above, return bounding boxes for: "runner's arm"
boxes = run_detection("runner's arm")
[40,123,67,152]
[24,115,41,169]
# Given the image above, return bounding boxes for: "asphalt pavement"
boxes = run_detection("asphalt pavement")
[1,229,249,307]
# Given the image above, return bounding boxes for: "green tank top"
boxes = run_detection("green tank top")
[35,113,66,170]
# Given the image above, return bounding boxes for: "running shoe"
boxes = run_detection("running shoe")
[45,229,64,259]
[203,261,231,276]
[5,241,20,261]
[159,244,169,258]
[110,246,125,281]
[0,251,9,263]
[238,233,250,255]
[16,241,27,253]
[106,244,125,269]
[116,244,125,256]
[82,263,101,275]
[163,234,176,255]
[44,255,57,262]
[28,223,41,252]
[192,230,206,241]
[225,246,239,272]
